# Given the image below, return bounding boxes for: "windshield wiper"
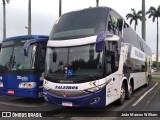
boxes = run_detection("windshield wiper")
[11,56,17,69]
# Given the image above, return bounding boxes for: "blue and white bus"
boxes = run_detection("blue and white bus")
[0,35,48,98]
[43,7,152,107]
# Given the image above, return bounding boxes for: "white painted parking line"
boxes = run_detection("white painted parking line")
[132,82,158,107]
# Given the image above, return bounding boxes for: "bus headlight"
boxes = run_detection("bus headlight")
[84,83,106,93]
[0,82,3,87]
[84,79,112,93]
[19,82,36,88]
[43,85,50,91]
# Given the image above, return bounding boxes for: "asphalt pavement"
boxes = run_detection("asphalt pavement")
[0,76,159,120]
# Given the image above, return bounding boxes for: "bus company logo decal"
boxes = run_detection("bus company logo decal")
[55,85,78,90]
[89,81,96,86]
[63,91,68,97]
[17,76,28,81]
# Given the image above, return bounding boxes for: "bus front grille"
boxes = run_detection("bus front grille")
[47,89,88,97]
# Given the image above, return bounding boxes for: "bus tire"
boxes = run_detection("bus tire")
[117,83,126,106]
[125,83,133,100]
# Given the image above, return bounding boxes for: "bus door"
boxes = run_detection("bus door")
[104,40,121,103]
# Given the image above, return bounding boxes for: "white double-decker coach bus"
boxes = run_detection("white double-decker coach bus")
[43,7,152,107]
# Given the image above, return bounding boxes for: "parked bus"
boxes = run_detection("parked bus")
[43,7,152,107]
[0,35,48,98]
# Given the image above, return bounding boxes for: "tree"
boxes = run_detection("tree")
[2,0,10,39]
[96,0,99,7]
[142,0,146,41]
[28,0,31,35]
[146,5,160,71]
[126,9,142,31]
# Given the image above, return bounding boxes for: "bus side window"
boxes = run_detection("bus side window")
[105,41,120,76]
[105,45,115,75]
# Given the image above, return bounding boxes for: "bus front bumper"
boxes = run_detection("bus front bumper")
[0,88,43,98]
[43,88,106,107]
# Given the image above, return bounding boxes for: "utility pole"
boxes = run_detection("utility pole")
[96,0,99,7]
[2,0,6,39]
[28,0,31,35]
[59,0,62,17]
[142,0,146,41]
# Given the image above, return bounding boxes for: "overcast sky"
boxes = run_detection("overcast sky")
[0,0,160,53]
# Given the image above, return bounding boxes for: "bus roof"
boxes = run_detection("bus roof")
[3,35,49,42]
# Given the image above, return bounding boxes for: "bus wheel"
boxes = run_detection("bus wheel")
[126,83,132,100]
[117,83,126,106]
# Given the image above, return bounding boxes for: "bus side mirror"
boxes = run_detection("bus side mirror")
[96,31,107,52]
[24,42,30,56]
[96,31,114,52]
[23,38,48,56]
[53,52,57,62]
[24,39,36,56]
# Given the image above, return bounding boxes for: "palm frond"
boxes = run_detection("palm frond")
[150,6,157,12]
[135,19,138,26]
[6,0,10,3]
[146,6,156,15]
[152,16,156,22]
[130,18,134,25]
[126,14,134,19]
[158,5,160,16]
[131,8,136,15]
[137,10,142,15]
[138,16,142,21]
[148,13,154,18]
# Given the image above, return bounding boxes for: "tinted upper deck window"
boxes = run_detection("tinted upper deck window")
[50,7,109,40]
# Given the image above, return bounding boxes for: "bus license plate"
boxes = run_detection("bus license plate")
[8,90,14,94]
[62,101,73,107]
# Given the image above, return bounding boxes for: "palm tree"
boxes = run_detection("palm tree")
[28,0,31,35]
[96,0,99,7]
[142,0,146,41]
[2,0,10,39]
[126,9,142,31]
[146,5,160,71]
[59,0,61,16]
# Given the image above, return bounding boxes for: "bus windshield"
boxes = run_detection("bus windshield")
[50,7,108,40]
[0,42,36,71]
[45,44,103,82]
